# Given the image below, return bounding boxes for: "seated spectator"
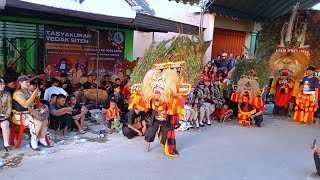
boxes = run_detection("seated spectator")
[13,75,48,150]
[4,76,16,96]
[122,82,132,101]
[36,71,50,97]
[122,108,147,139]
[0,78,12,151]
[50,94,58,105]
[219,103,233,123]
[59,73,72,94]
[73,83,86,105]
[44,78,67,101]
[93,73,101,88]
[101,74,113,91]
[102,84,126,121]
[109,78,122,95]
[200,66,213,83]
[105,99,120,132]
[83,74,97,89]
[179,104,197,130]
[219,74,227,98]
[67,95,88,134]
[49,94,73,138]
[212,65,219,80]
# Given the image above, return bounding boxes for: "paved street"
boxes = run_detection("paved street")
[1,105,320,180]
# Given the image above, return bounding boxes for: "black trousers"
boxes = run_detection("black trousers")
[49,114,73,131]
[122,126,142,139]
[314,152,320,175]
[253,115,263,127]
[272,105,288,116]
[145,120,168,144]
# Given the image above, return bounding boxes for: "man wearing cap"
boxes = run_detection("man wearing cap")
[214,53,230,71]
[294,66,319,125]
[13,75,48,150]
[0,78,12,151]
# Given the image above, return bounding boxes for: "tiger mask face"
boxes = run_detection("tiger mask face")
[236,78,261,101]
[141,69,180,103]
[269,51,310,81]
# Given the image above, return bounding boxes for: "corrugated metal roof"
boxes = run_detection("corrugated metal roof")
[168,0,201,5]
[132,13,201,34]
[4,0,201,34]
[170,0,320,20]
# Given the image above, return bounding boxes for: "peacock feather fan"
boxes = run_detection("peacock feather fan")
[131,34,210,87]
[232,59,269,88]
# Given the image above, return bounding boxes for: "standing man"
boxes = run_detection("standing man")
[294,66,319,125]
[122,108,147,139]
[216,53,230,71]
[228,53,236,69]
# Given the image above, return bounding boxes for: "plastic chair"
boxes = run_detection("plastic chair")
[10,124,50,148]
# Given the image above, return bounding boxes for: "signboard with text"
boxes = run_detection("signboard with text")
[45,26,125,80]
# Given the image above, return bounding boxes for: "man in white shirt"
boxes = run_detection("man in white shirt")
[44,78,68,101]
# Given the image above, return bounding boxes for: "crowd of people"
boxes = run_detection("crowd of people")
[1,51,318,153]
[0,52,243,152]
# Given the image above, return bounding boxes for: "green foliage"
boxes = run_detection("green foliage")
[131,34,210,87]
[232,59,269,88]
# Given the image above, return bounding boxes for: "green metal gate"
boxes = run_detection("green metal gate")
[0,21,44,76]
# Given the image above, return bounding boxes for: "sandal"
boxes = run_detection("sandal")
[79,129,86,134]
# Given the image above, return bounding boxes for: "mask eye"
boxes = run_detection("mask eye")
[158,75,164,81]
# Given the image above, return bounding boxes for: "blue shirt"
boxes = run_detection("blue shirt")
[302,76,319,91]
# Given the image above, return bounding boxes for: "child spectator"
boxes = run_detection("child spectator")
[200,66,213,82]
[73,82,86,105]
[212,65,219,80]
[219,74,227,98]
[219,103,233,123]
[67,95,88,134]
[105,99,121,133]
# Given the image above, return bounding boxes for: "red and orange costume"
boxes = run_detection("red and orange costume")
[231,92,265,126]
[294,92,317,123]
[128,63,188,158]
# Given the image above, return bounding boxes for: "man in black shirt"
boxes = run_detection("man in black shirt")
[102,84,127,121]
[59,73,73,94]
[122,108,147,139]
[4,76,16,96]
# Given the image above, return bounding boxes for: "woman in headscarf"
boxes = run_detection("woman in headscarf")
[0,78,12,151]
[12,75,49,150]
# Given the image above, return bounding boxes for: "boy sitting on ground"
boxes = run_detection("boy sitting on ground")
[219,103,233,123]
[105,99,121,133]
[67,94,88,134]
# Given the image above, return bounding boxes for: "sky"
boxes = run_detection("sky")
[20,0,136,18]
[19,0,320,18]
[313,3,320,10]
